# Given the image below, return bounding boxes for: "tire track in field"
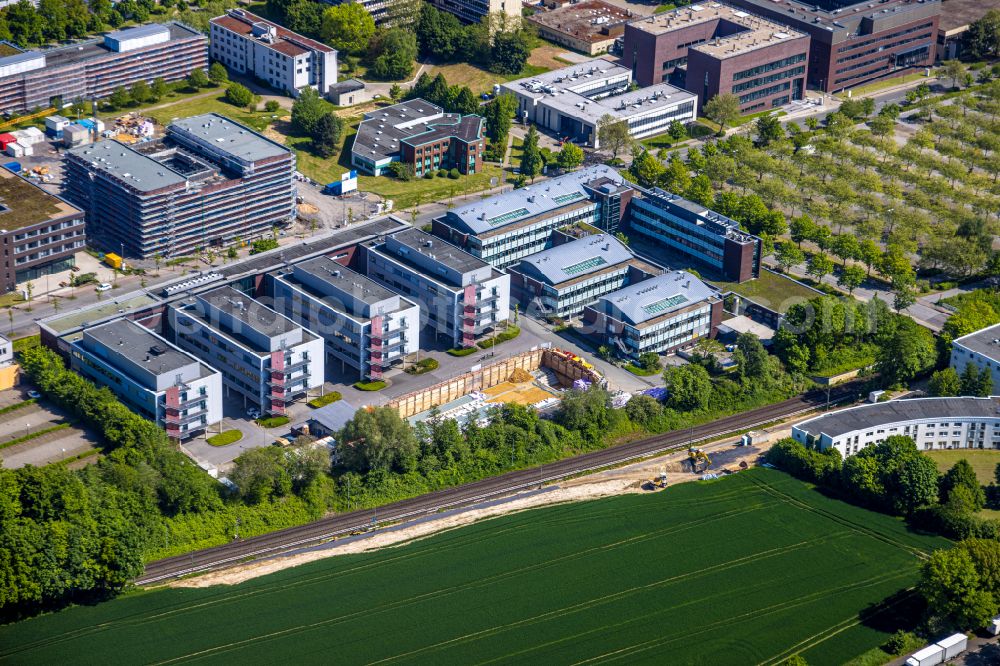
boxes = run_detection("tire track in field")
[567,569,915,666]
[143,504,773,665]
[746,475,934,560]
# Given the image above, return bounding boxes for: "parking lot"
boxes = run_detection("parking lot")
[0,387,101,469]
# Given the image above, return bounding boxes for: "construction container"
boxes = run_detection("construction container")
[77,117,105,133]
[45,114,70,137]
[990,615,1000,636]
[0,133,15,150]
[3,161,21,173]
[5,142,23,157]
[19,126,44,144]
[935,633,967,660]
[103,252,123,270]
[905,644,944,666]
[63,124,90,147]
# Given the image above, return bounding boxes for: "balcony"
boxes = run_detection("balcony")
[164,407,207,426]
[476,291,501,304]
[174,394,207,410]
[275,358,310,374]
[268,369,310,387]
[368,336,406,353]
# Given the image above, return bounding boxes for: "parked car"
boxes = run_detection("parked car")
[247,407,261,419]
[96,282,112,292]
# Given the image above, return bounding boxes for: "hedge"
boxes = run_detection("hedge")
[308,392,342,408]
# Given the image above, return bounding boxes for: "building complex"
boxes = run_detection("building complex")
[363,228,511,348]
[623,4,810,112]
[210,10,337,97]
[63,113,295,259]
[528,1,641,56]
[792,397,1000,458]
[169,286,325,416]
[508,233,658,319]
[352,99,484,177]
[627,186,761,282]
[950,323,1000,395]
[271,256,420,381]
[429,0,521,25]
[499,58,697,148]
[0,167,85,294]
[0,23,207,114]
[69,319,223,441]
[726,0,939,92]
[582,270,721,357]
[432,165,633,268]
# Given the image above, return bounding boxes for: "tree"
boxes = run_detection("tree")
[891,274,917,313]
[6,0,43,46]
[686,174,714,207]
[920,547,998,631]
[368,28,417,80]
[661,156,691,193]
[964,9,1000,60]
[857,238,881,277]
[667,120,687,140]
[597,114,631,161]
[806,253,833,283]
[489,30,531,75]
[187,68,209,90]
[636,351,661,372]
[959,362,992,397]
[754,113,783,146]
[940,459,986,511]
[775,242,805,273]
[483,93,517,146]
[230,446,292,503]
[837,265,866,295]
[452,87,479,115]
[940,60,966,90]
[520,125,542,180]
[312,112,344,158]
[208,62,229,85]
[555,142,584,171]
[338,406,418,474]
[703,93,741,134]
[107,86,130,109]
[225,83,254,108]
[150,77,168,101]
[629,149,664,188]
[830,234,859,266]
[789,215,816,248]
[321,2,375,54]
[129,79,151,105]
[291,87,328,136]
[663,363,712,411]
[875,318,935,386]
[928,367,962,397]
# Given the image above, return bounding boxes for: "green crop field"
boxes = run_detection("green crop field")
[0,469,948,665]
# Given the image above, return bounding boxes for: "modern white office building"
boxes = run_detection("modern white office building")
[69,319,223,440]
[169,286,324,416]
[432,165,633,269]
[792,397,1000,458]
[582,270,720,358]
[363,228,511,348]
[951,323,1000,395]
[271,256,419,381]
[509,234,657,319]
[499,58,697,148]
[210,9,337,96]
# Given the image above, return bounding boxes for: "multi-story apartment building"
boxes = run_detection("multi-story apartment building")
[352,99,484,177]
[950,323,1000,395]
[210,10,337,97]
[169,286,324,416]
[432,165,633,268]
[0,23,207,114]
[623,4,810,112]
[727,0,939,92]
[628,186,760,282]
[63,113,295,259]
[499,59,697,148]
[363,228,511,348]
[582,270,722,358]
[271,257,419,381]
[69,319,223,441]
[508,234,658,319]
[429,0,521,25]
[792,397,1000,458]
[0,167,85,293]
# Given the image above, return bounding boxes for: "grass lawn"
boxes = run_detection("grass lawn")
[0,291,25,307]
[103,89,279,132]
[206,430,243,447]
[838,72,928,99]
[255,416,289,428]
[625,363,660,376]
[923,449,999,485]
[698,109,787,133]
[0,469,949,665]
[711,270,820,314]
[361,165,504,211]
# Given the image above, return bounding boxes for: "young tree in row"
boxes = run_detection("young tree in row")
[519,125,542,181]
[555,142,584,171]
[837,265,866,295]
[703,93,741,135]
[597,114,631,162]
[774,242,805,273]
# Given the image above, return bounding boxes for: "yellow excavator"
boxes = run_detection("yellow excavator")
[688,447,711,473]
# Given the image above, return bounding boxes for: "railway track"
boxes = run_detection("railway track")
[137,384,860,585]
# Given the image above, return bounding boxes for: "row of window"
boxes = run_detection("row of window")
[731,66,805,95]
[732,53,807,82]
[738,81,791,106]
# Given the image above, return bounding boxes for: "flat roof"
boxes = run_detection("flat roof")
[68,140,188,193]
[952,322,1000,361]
[501,58,695,126]
[0,168,82,231]
[84,318,198,377]
[106,24,170,42]
[937,0,998,32]
[198,285,300,336]
[41,292,159,334]
[306,399,357,432]
[169,113,290,163]
[353,99,483,164]
[515,234,633,286]
[389,228,488,275]
[629,3,808,58]
[598,270,715,325]
[724,0,940,37]
[211,9,335,54]
[27,22,202,71]
[400,114,483,149]
[795,397,1000,439]
[529,1,642,45]
[442,164,627,236]
[293,256,396,305]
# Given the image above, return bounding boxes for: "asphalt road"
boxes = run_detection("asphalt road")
[137,382,862,585]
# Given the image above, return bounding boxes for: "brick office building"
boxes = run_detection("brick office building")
[726,0,939,92]
[624,4,810,112]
